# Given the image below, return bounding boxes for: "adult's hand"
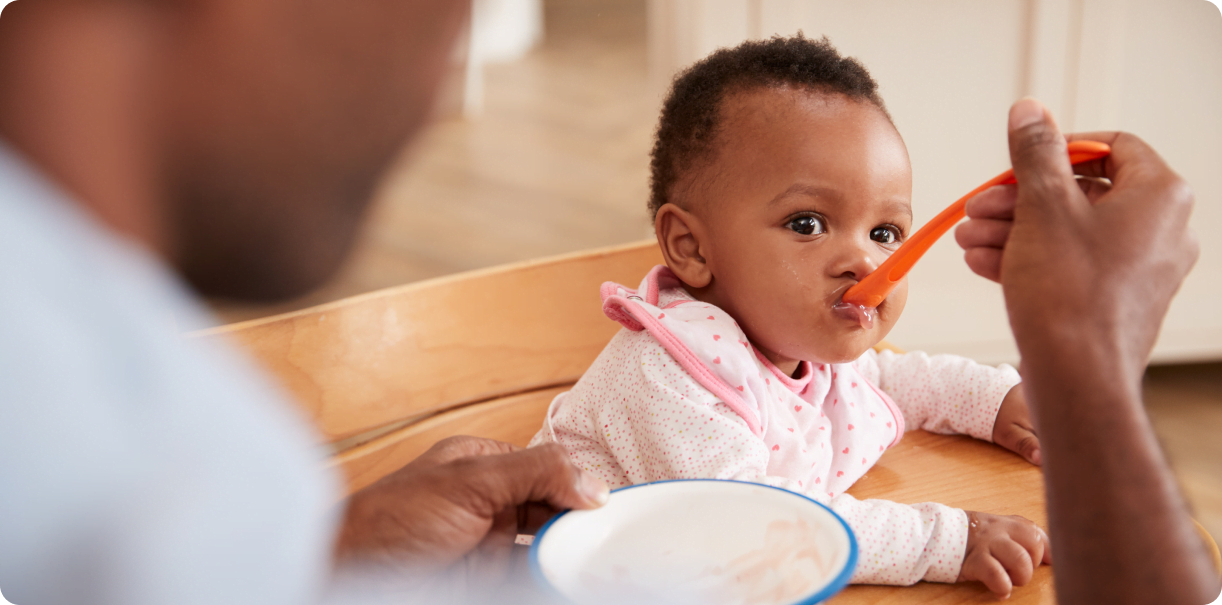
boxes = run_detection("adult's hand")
[956,101,1198,381]
[335,436,609,575]
[955,98,1217,604]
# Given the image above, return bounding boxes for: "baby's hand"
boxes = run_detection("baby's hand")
[957,511,1052,599]
[992,386,1041,465]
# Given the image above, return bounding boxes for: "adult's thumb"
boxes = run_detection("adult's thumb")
[1007,98,1079,213]
[457,443,610,516]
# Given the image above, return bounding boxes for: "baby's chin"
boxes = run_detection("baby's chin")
[801,337,881,365]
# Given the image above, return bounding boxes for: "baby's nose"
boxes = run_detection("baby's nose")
[834,245,882,281]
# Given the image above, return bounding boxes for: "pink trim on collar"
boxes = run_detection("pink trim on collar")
[640,265,681,306]
[854,366,906,447]
[599,265,682,308]
[752,348,814,394]
[601,295,764,437]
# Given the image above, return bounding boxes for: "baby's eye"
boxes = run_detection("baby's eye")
[871,226,901,244]
[786,216,826,236]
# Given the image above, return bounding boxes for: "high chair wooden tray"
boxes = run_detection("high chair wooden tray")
[832,430,1054,604]
[195,240,1218,605]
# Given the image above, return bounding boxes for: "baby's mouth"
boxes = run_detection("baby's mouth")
[831,288,877,330]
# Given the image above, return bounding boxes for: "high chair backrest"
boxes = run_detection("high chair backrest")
[194,240,665,494]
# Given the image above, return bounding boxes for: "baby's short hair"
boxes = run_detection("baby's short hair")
[648,34,889,220]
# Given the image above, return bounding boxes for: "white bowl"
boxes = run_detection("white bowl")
[530,479,857,605]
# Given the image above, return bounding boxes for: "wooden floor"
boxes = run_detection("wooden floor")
[208,0,1221,555]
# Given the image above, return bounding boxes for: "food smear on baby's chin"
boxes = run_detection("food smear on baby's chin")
[832,301,876,329]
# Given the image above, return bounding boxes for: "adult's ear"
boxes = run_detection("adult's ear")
[654,203,712,288]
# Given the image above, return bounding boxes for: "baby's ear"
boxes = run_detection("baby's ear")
[655,203,712,288]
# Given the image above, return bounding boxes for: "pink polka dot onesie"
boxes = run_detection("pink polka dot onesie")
[529,266,1022,586]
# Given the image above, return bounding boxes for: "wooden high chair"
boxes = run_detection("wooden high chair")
[195,240,1220,605]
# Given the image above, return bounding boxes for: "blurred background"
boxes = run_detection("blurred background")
[209,0,1220,543]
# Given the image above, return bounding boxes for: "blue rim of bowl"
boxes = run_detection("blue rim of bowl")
[528,478,859,605]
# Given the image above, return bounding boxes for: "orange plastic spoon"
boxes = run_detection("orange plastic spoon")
[841,140,1111,309]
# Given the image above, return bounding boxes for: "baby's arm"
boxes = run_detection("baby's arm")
[833,494,1051,594]
[858,349,1020,441]
[829,492,967,585]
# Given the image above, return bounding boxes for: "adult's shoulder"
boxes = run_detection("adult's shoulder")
[0,152,338,605]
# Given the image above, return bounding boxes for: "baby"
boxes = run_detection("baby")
[530,35,1049,598]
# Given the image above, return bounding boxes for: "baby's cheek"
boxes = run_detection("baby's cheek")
[877,282,908,328]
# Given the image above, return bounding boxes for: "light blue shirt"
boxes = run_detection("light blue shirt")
[0,142,339,605]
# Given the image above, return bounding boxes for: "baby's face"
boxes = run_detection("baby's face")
[679,88,912,367]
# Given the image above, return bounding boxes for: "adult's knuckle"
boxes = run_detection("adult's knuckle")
[535,444,576,473]
[954,224,970,248]
[1183,229,1201,267]
[1025,171,1073,198]
[442,435,475,449]
[535,442,568,461]
[1165,176,1196,215]
[1114,130,1141,147]
[447,455,484,475]
[1013,123,1065,154]
[1012,131,1061,165]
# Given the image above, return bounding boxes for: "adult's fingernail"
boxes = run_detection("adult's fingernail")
[1031,449,1042,465]
[579,472,610,506]
[1010,98,1044,131]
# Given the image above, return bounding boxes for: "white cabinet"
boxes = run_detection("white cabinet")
[648,0,1222,364]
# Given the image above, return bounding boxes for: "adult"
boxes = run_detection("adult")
[0,2,606,604]
[956,98,1219,604]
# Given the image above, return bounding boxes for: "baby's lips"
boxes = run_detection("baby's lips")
[841,285,885,309]
[828,283,854,308]
[830,299,877,329]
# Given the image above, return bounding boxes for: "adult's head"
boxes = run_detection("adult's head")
[0,0,467,300]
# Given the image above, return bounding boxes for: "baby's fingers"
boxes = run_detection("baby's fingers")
[1011,522,1053,567]
[1006,515,1055,567]
[997,424,1042,466]
[1015,431,1042,466]
[976,555,1015,600]
[994,539,1036,588]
